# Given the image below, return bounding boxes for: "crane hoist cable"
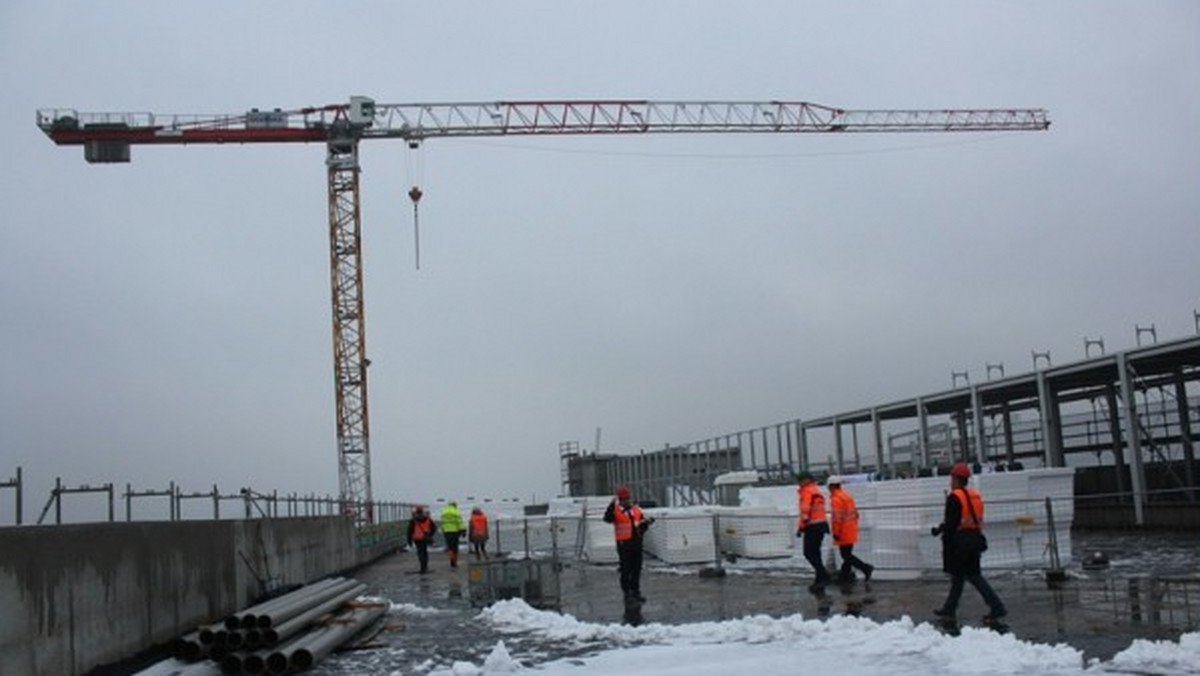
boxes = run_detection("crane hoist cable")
[408,185,423,270]
[405,140,424,270]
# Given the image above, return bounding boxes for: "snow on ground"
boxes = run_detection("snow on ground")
[429,599,1199,676]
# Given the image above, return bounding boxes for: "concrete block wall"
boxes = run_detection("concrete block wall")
[0,517,368,676]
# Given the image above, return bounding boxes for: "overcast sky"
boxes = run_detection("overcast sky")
[1,1,1197,514]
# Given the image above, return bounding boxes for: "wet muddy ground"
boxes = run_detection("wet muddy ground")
[307,529,1199,674]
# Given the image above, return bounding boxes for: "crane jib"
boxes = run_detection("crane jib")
[38,100,1050,149]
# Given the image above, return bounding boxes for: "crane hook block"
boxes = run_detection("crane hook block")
[408,186,423,204]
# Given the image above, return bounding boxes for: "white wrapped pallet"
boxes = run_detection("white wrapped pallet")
[643,508,717,564]
[973,472,1030,568]
[580,519,619,564]
[1027,467,1077,525]
[717,507,794,559]
[736,469,1079,578]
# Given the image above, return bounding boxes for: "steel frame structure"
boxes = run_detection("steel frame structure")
[36,97,1050,523]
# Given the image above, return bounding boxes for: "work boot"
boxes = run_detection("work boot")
[863,564,875,582]
[983,607,1007,622]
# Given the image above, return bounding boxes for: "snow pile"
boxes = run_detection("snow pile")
[429,599,1199,676]
[1100,631,1200,675]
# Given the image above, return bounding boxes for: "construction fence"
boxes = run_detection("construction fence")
[478,492,1076,579]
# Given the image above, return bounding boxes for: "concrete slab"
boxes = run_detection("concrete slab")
[333,529,1197,674]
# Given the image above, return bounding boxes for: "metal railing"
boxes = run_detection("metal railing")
[1,469,417,527]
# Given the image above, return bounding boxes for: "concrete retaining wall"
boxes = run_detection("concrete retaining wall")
[0,517,388,676]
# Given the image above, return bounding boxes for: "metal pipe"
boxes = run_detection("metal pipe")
[199,621,223,645]
[261,583,367,646]
[253,578,360,630]
[238,578,343,629]
[171,630,204,661]
[242,652,267,675]
[288,601,387,671]
[219,651,243,675]
[227,577,346,629]
[249,579,350,630]
[220,649,269,675]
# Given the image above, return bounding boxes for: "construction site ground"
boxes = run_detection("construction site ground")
[323,529,1198,673]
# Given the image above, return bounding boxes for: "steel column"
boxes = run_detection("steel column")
[1117,352,1147,525]
[871,408,885,477]
[971,386,986,464]
[1036,371,1064,467]
[916,397,929,468]
[1174,369,1197,501]
[833,416,844,473]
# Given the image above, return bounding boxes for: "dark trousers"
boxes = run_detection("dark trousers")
[414,541,430,572]
[616,539,644,597]
[444,532,462,567]
[943,570,1005,614]
[838,544,871,577]
[802,523,830,584]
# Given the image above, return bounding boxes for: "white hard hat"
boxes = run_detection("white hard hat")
[826,475,843,486]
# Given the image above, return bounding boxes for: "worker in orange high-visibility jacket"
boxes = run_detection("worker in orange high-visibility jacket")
[468,506,490,560]
[796,471,831,592]
[932,463,1007,623]
[406,506,438,574]
[827,476,874,584]
[603,485,654,603]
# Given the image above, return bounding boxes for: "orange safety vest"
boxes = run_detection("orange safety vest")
[412,517,434,542]
[612,504,645,542]
[954,488,985,531]
[829,488,859,546]
[469,512,488,538]
[797,483,827,529]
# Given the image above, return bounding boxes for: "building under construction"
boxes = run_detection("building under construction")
[559,442,744,508]
[561,333,1199,528]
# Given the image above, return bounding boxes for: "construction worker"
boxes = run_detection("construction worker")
[603,485,654,603]
[439,501,466,568]
[796,471,831,592]
[406,506,437,574]
[932,462,1007,623]
[828,476,874,584]
[468,506,490,560]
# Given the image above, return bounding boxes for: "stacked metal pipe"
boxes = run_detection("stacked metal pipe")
[171,576,384,674]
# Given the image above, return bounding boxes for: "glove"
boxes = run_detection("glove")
[930,525,943,537]
[796,528,804,537]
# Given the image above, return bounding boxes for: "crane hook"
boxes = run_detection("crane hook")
[408,186,423,270]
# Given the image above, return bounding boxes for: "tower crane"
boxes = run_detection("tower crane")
[36,97,1050,523]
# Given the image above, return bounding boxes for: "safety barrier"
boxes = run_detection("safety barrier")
[473,493,1075,581]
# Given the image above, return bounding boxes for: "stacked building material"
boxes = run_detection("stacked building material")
[170,576,385,675]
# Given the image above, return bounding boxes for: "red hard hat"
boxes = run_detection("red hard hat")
[951,463,971,479]
[616,486,631,499]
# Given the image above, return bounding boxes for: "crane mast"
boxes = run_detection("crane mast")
[36,97,1050,523]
